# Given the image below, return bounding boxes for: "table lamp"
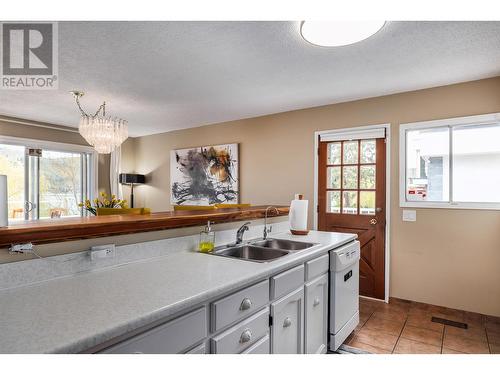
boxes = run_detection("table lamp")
[119,173,145,208]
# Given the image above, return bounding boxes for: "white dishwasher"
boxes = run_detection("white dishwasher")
[329,240,360,351]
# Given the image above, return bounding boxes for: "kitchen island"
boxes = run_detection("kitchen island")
[0,224,356,354]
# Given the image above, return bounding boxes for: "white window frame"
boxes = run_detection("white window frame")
[0,135,98,218]
[399,112,500,210]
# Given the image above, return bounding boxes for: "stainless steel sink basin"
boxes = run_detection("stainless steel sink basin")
[213,245,289,263]
[250,239,316,251]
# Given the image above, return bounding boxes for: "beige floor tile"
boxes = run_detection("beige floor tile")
[359,310,373,325]
[355,327,399,352]
[406,313,444,333]
[443,334,490,354]
[364,315,405,336]
[393,338,441,354]
[462,311,485,328]
[348,338,391,354]
[401,325,443,347]
[490,343,500,354]
[486,330,500,345]
[442,347,466,354]
[372,310,407,323]
[376,303,410,316]
[485,320,500,334]
[445,325,487,343]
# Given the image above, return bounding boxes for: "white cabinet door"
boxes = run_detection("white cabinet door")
[271,287,304,354]
[304,273,329,354]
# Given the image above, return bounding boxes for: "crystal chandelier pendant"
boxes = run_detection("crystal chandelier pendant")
[71,91,128,154]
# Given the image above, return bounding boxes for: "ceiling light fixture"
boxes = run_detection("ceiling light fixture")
[300,21,385,47]
[70,91,128,154]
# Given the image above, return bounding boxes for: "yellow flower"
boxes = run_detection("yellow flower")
[111,195,116,200]
[78,203,83,207]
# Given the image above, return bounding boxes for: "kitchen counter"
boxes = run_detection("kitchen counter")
[0,230,356,353]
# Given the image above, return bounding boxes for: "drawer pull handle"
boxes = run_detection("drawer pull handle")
[313,298,320,307]
[283,317,292,328]
[240,329,252,343]
[240,298,252,311]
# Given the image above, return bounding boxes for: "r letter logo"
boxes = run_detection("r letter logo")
[1,22,58,89]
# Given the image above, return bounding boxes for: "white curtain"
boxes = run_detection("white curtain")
[110,146,123,199]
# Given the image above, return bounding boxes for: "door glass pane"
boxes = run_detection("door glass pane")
[360,140,376,163]
[406,127,449,202]
[327,166,341,189]
[360,191,375,215]
[452,124,500,203]
[342,191,357,214]
[327,143,341,165]
[326,191,340,213]
[343,141,358,164]
[39,150,82,219]
[342,166,358,189]
[0,144,25,220]
[360,165,376,189]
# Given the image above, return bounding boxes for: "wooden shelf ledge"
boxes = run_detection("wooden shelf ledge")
[0,205,290,248]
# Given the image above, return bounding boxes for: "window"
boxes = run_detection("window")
[325,139,377,215]
[0,136,97,221]
[400,113,500,209]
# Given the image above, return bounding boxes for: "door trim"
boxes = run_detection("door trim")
[313,123,391,303]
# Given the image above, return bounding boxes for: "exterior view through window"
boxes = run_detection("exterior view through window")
[0,140,95,221]
[401,113,500,208]
[326,139,376,215]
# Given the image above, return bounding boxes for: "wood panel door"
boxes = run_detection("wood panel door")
[318,137,386,300]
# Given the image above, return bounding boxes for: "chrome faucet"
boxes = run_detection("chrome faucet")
[236,222,251,244]
[263,206,280,240]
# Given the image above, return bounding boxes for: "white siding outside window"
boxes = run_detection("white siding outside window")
[399,112,500,210]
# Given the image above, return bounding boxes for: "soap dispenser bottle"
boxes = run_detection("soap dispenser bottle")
[199,221,215,253]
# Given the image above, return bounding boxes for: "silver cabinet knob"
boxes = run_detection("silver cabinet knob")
[283,317,292,328]
[240,298,252,311]
[313,298,320,307]
[240,329,252,343]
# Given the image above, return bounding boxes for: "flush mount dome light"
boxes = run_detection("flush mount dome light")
[300,21,385,47]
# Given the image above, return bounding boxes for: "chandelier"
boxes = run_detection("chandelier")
[70,91,128,154]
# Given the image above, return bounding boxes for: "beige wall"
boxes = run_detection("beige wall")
[125,77,500,316]
[0,117,111,194]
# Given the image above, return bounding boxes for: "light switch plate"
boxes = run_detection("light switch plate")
[402,210,416,222]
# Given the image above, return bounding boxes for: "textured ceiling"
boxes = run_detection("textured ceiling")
[1,21,500,137]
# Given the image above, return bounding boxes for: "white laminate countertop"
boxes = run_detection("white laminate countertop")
[0,230,356,353]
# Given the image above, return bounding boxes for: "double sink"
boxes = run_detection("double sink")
[210,238,317,263]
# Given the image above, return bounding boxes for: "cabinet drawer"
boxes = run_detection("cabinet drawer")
[211,280,269,332]
[185,342,206,354]
[305,254,329,281]
[211,308,269,354]
[241,334,270,354]
[102,307,207,354]
[270,264,304,299]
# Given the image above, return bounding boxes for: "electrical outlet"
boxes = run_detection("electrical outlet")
[90,244,116,260]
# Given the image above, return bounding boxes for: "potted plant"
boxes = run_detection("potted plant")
[79,192,128,216]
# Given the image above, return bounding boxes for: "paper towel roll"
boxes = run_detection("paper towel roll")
[0,175,7,227]
[289,195,308,231]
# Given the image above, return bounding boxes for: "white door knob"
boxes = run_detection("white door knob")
[313,298,320,307]
[283,317,292,328]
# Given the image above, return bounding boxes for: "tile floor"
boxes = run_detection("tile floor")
[344,297,500,354]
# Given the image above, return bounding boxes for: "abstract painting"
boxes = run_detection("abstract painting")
[170,143,239,205]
